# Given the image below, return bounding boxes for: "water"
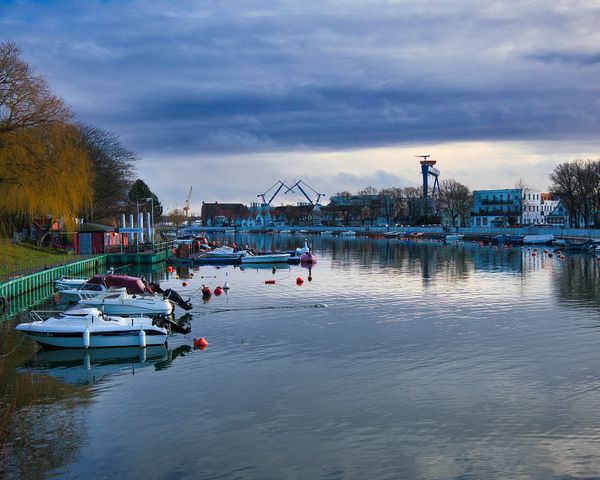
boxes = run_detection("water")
[3,236,600,479]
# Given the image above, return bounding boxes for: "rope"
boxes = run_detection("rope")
[203,303,328,314]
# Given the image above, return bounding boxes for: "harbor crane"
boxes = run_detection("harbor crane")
[183,185,193,224]
[416,155,440,199]
[285,180,325,206]
[257,180,291,206]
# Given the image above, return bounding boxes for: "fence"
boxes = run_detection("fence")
[0,255,107,306]
[1,253,102,283]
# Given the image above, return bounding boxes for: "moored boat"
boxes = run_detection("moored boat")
[445,234,464,242]
[241,253,291,264]
[523,234,555,245]
[15,308,168,348]
[78,289,174,315]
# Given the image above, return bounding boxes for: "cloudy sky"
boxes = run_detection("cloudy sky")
[2,0,599,211]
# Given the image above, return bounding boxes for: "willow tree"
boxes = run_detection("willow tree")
[0,41,91,235]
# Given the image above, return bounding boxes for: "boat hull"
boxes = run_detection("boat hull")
[241,254,290,264]
[23,330,167,348]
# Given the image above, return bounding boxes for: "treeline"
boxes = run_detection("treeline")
[0,41,161,238]
[550,159,600,228]
[333,179,472,227]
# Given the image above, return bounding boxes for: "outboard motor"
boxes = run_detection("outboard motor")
[148,281,165,294]
[163,289,193,311]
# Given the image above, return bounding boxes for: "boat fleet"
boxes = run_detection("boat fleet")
[15,238,318,350]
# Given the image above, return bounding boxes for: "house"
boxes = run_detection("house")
[201,202,250,227]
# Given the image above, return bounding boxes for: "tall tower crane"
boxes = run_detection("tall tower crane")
[416,155,440,199]
[183,185,193,225]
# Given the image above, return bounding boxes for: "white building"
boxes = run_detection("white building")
[521,189,542,225]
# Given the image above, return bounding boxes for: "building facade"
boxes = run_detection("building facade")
[471,189,523,227]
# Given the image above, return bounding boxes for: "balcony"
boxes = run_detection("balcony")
[479,198,516,205]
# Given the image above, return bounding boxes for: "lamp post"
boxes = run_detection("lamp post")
[145,197,154,244]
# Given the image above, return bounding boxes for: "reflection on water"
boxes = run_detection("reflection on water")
[4,236,600,479]
[18,344,192,385]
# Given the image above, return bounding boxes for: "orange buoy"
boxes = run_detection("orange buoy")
[265,279,276,284]
[167,266,173,273]
[555,250,561,255]
[296,276,304,285]
[214,286,223,295]
[201,285,211,296]
[194,337,209,350]
[182,281,187,287]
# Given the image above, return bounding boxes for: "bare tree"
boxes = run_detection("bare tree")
[549,159,600,228]
[439,179,471,227]
[0,41,70,134]
[379,187,404,225]
[79,124,137,224]
[357,186,378,196]
[403,187,422,226]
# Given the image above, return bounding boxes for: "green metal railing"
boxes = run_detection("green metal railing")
[0,255,107,316]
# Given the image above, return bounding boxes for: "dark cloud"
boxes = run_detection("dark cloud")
[2,0,599,203]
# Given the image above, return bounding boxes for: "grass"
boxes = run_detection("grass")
[0,241,67,280]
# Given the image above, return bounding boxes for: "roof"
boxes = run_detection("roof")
[78,223,116,233]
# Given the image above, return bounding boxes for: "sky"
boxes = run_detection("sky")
[1,0,600,212]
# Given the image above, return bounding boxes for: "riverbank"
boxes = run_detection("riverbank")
[0,241,76,282]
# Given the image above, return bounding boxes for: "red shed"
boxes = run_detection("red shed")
[74,223,116,255]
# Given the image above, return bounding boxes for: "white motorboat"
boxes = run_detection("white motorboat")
[241,253,291,264]
[279,230,292,234]
[55,276,88,291]
[340,230,356,237]
[445,234,464,242]
[197,246,247,262]
[523,234,555,245]
[320,231,333,236]
[15,308,168,348]
[224,229,236,234]
[78,290,173,315]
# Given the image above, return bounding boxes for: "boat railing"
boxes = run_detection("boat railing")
[29,310,65,322]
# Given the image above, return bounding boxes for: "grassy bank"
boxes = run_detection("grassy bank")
[0,242,68,281]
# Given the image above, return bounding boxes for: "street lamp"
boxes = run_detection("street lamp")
[145,197,154,244]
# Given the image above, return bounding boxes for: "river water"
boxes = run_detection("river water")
[2,235,600,479]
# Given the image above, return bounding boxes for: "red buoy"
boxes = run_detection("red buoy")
[182,281,188,287]
[201,285,211,296]
[296,276,304,285]
[265,279,276,284]
[167,266,173,273]
[214,286,223,295]
[194,337,209,350]
[532,252,537,257]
